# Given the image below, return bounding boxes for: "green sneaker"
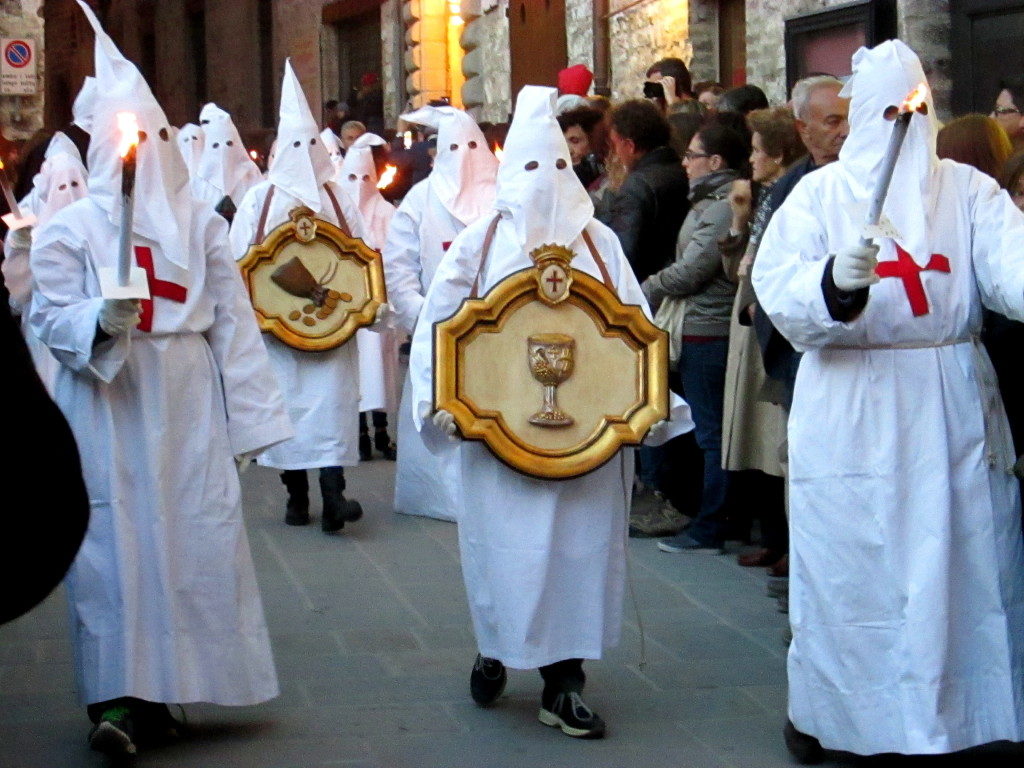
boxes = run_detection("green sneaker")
[88,705,136,756]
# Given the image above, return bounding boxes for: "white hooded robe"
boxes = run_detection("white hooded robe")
[410,86,693,668]
[229,60,368,470]
[752,40,1024,755]
[28,2,292,707]
[339,132,401,414]
[384,106,498,521]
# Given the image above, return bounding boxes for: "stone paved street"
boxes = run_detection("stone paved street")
[2,460,1021,768]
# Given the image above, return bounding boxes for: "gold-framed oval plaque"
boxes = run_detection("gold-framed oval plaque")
[434,244,669,480]
[238,207,386,352]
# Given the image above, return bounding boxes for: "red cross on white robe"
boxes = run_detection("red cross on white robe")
[874,243,950,317]
[133,246,188,332]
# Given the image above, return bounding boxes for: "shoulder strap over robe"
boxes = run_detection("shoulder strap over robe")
[253,183,351,245]
[470,219,614,298]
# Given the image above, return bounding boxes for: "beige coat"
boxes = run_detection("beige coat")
[721,269,786,476]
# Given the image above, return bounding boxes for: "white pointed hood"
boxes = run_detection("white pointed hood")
[177,122,204,177]
[338,132,394,248]
[195,103,261,201]
[401,105,497,225]
[495,86,593,250]
[72,76,98,134]
[34,134,90,227]
[320,128,344,177]
[77,0,192,271]
[836,39,939,266]
[268,60,335,212]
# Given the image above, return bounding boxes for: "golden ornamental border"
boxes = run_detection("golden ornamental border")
[238,207,386,352]
[434,267,669,480]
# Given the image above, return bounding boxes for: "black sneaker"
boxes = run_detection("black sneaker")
[88,705,136,756]
[469,654,506,706]
[359,433,373,462]
[538,691,606,739]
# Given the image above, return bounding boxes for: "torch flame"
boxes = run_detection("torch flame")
[0,158,5,171]
[494,145,504,162]
[117,112,140,158]
[249,150,259,160]
[902,83,928,113]
[376,165,398,189]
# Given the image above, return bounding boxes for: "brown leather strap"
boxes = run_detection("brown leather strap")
[323,184,351,237]
[470,214,503,298]
[254,185,276,245]
[581,227,614,291]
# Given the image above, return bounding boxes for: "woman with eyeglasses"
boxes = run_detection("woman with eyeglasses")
[990,76,1024,151]
[642,122,751,555]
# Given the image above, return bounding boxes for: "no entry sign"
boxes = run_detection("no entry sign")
[1,38,38,95]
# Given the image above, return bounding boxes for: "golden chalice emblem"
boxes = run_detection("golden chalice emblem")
[527,333,575,427]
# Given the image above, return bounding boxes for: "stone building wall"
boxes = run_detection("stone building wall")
[607,0,692,102]
[470,1,511,123]
[565,0,594,72]
[744,0,952,118]
[0,0,45,141]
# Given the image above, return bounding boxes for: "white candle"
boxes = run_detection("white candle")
[0,160,23,220]
[860,83,928,246]
[116,113,140,286]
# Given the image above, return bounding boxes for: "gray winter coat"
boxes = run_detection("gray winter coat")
[642,169,739,337]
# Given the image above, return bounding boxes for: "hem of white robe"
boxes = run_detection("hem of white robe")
[230,414,295,458]
[257,456,359,470]
[476,645,615,671]
[393,505,457,522]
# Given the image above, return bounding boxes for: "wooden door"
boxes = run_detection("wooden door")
[509,0,568,97]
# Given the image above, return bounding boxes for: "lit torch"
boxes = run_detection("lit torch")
[494,144,504,162]
[376,164,398,190]
[117,112,140,287]
[861,83,928,246]
[0,157,35,231]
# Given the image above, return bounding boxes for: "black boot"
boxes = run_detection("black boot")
[359,432,373,461]
[374,428,397,460]
[319,466,363,532]
[281,470,310,526]
[783,720,824,764]
[358,413,372,461]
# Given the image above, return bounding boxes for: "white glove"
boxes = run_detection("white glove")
[644,419,671,446]
[832,243,880,292]
[98,298,142,336]
[432,409,459,442]
[8,225,32,251]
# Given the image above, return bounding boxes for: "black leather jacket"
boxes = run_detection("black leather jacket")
[596,145,689,283]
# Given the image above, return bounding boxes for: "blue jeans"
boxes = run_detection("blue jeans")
[677,338,730,546]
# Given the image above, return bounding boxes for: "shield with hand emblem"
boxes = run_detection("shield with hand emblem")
[238,206,386,352]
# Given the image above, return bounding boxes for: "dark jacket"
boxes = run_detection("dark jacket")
[752,155,821,406]
[596,145,689,283]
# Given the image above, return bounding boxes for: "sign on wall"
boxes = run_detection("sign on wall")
[1,37,38,95]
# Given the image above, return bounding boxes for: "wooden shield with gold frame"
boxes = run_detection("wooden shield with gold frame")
[238,206,386,352]
[434,244,669,480]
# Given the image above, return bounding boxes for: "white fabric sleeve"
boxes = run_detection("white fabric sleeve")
[588,221,694,439]
[200,211,295,456]
[2,228,33,313]
[408,220,488,448]
[227,184,264,261]
[383,189,427,335]
[28,216,129,383]
[967,168,1024,321]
